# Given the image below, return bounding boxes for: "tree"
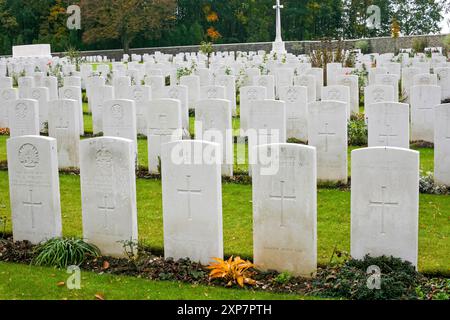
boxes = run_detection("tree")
[391,0,443,35]
[80,0,176,52]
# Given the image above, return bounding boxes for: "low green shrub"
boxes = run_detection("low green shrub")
[32,237,100,269]
[314,255,423,300]
[355,40,370,54]
[348,115,368,146]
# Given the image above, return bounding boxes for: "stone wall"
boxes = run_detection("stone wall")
[51,34,449,60]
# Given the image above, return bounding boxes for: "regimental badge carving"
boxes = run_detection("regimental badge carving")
[286,88,298,103]
[15,103,28,119]
[95,145,113,169]
[169,88,179,99]
[247,88,258,100]
[373,88,385,102]
[207,88,217,99]
[111,104,124,120]
[32,90,40,100]
[19,144,39,168]
[64,89,73,99]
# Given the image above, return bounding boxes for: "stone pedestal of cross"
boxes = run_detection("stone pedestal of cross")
[177,175,202,221]
[369,186,399,235]
[98,194,115,229]
[379,124,397,146]
[318,122,336,152]
[23,189,42,229]
[271,0,287,55]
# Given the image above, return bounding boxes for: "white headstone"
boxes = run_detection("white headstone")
[199,85,226,100]
[0,88,18,128]
[145,75,165,99]
[80,137,138,257]
[161,140,223,264]
[279,86,308,141]
[351,147,419,267]
[253,143,317,277]
[215,75,237,115]
[308,101,348,184]
[413,73,438,86]
[366,102,410,149]
[255,75,275,100]
[435,68,450,100]
[293,75,316,103]
[321,85,351,119]
[102,99,137,156]
[129,85,152,135]
[165,85,189,135]
[59,86,84,134]
[147,99,182,173]
[248,100,286,169]
[180,75,200,110]
[240,86,267,132]
[364,85,395,110]
[336,75,359,115]
[8,99,39,137]
[7,136,62,244]
[48,99,80,168]
[434,104,450,185]
[113,76,132,99]
[375,74,399,102]
[410,85,441,142]
[91,86,114,135]
[196,99,233,176]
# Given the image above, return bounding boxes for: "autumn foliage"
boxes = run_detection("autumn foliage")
[207,256,256,288]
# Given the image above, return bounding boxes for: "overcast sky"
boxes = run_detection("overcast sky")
[441,10,450,33]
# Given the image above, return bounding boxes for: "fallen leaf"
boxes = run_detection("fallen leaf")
[94,293,105,300]
[102,261,110,270]
[56,281,65,287]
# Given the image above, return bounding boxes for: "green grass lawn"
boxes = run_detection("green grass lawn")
[0,170,448,275]
[0,262,312,300]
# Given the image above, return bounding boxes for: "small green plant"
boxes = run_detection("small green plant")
[443,34,450,56]
[199,41,213,56]
[348,115,368,146]
[355,40,370,54]
[65,46,83,71]
[32,237,100,269]
[274,271,293,285]
[412,38,428,54]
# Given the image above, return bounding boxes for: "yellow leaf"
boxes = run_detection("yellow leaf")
[94,293,105,300]
[56,281,65,287]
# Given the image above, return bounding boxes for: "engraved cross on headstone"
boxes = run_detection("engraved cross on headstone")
[177,175,202,221]
[98,194,115,229]
[149,114,177,136]
[379,124,397,146]
[23,189,42,229]
[269,155,297,228]
[369,186,399,235]
[318,122,336,152]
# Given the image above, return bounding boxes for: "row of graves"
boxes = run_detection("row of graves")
[0,46,449,276]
